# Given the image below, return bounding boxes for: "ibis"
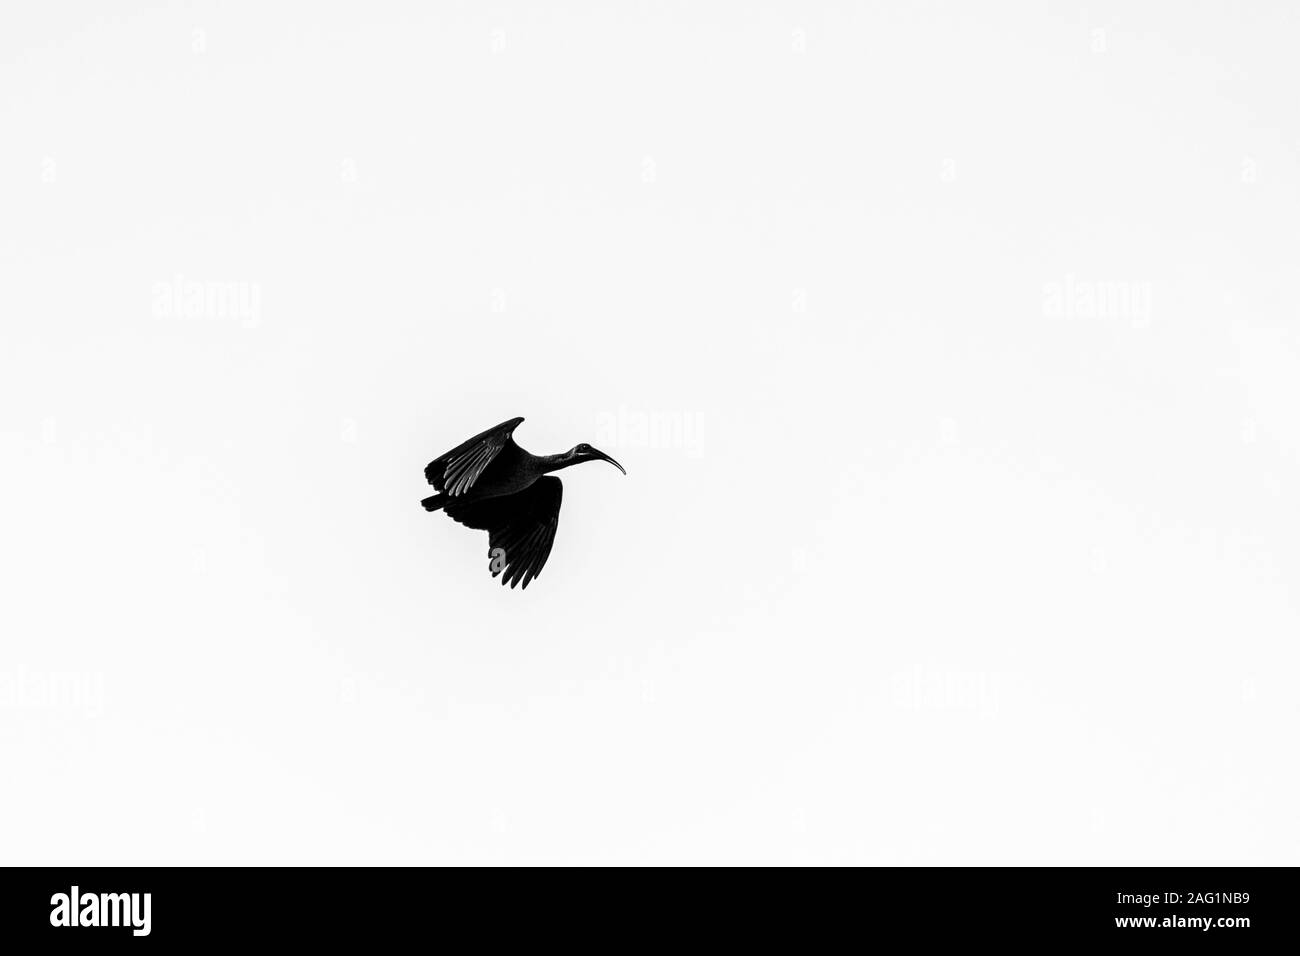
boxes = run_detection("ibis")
[420,417,626,589]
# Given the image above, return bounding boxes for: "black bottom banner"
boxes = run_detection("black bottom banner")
[0,866,1292,946]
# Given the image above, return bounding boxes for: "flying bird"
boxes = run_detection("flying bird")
[421,417,626,589]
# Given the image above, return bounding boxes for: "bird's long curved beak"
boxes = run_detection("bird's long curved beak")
[591,448,627,475]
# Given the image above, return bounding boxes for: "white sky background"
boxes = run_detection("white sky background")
[1,2,1298,865]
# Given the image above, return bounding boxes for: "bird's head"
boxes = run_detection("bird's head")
[566,443,626,474]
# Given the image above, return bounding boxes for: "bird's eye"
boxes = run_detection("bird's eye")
[578,444,589,452]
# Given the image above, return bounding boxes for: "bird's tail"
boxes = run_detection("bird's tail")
[421,494,446,512]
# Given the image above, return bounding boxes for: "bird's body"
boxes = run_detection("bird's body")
[424,435,535,504]
[421,417,625,589]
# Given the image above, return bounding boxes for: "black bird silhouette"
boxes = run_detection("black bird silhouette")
[421,417,626,589]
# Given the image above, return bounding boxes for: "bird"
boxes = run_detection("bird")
[421,417,626,589]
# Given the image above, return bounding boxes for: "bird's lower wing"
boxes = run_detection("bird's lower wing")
[442,477,563,589]
[424,416,524,495]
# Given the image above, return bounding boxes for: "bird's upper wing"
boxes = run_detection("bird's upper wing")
[443,477,563,589]
[424,416,524,496]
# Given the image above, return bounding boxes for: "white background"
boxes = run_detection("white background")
[2,2,1298,865]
